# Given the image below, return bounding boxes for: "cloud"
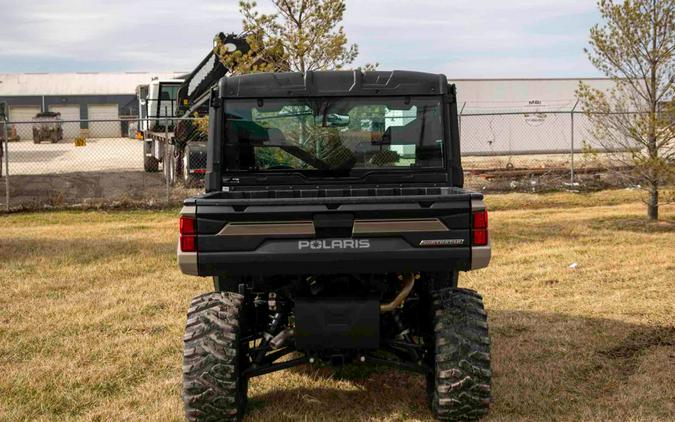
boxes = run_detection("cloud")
[0,0,242,71]
[343,0,601,76]
[0,0,603,77]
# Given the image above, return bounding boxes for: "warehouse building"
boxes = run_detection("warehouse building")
[0,72,185,140]
[0,73,612,151]
[452,78,614,112]
[451,78,614,154]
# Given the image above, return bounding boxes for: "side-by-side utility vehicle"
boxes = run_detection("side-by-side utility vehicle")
[177,70,492,421]
[32,112,63,144]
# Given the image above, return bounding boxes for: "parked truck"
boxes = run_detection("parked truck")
[177,70,492,421]
[136,78,212,185]
[136,78,183,173]
[137,33,248,186]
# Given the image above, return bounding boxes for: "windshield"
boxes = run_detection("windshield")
[157,84,179,117]
[223,96,444,173]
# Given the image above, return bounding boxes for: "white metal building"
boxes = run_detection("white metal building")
[453,78,614,112]
[451,78,614,154]
[0,72,185,140]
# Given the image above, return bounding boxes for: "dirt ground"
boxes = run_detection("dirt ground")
[0,166,631,211]
[0,171,177,208]
[0,137,634,210]
[0,136,195,209]
[0,191,673,422]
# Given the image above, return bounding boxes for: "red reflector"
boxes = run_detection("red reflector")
[473,229,488,246]
[180,235,196,252]
[473,210,488,229]
[193,169,206,174]
[180,216,196,235]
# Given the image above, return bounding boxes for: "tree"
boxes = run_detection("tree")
[216,0,359,74]
[578,0,674,220]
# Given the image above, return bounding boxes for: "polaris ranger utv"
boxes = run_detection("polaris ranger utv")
[177,70,492,421]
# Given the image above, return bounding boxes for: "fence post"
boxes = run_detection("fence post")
[570,100,579,184]
[165,107,171,204]
[3,118,9,211]
[458,101,466,135]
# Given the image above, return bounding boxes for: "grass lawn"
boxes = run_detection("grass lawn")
[0,190,673,422]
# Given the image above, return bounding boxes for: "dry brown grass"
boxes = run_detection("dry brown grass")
[0,191,673,422]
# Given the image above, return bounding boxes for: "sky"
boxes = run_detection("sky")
[0,0,604,78]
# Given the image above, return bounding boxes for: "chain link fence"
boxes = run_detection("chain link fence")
[459,108,641,193]
[0,116,206,210]
[461,107,614,165]
[0,110,632,211]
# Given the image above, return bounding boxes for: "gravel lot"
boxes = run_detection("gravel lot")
[6,138,143,175]
[0,138,186,209]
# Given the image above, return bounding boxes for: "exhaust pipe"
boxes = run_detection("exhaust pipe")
[270,328,294,349]
[380,273,416,313]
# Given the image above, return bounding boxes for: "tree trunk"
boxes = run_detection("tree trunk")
[648,180,659,220]
[646,0,659,221]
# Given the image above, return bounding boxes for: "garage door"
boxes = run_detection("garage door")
[49,105,80,139]
[88,104,120,138]
[9,106,40,140]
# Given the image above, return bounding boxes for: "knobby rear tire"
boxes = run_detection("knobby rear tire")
[428,288,492,421]
[183,292,248,422]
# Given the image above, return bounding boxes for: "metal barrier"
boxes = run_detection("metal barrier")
[0,111,635,211]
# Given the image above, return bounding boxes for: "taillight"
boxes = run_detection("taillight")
[472,210,488,246]
[180,235,196,252]
[180,216,195,235]
[179,216,196,252]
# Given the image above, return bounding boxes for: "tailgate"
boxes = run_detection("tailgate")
[179,187,488,276]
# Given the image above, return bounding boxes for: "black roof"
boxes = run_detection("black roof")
[219,70,449,98]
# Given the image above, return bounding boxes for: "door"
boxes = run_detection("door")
[9,105,40,140]
[88,104,120,138]
[49,105,80,139]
